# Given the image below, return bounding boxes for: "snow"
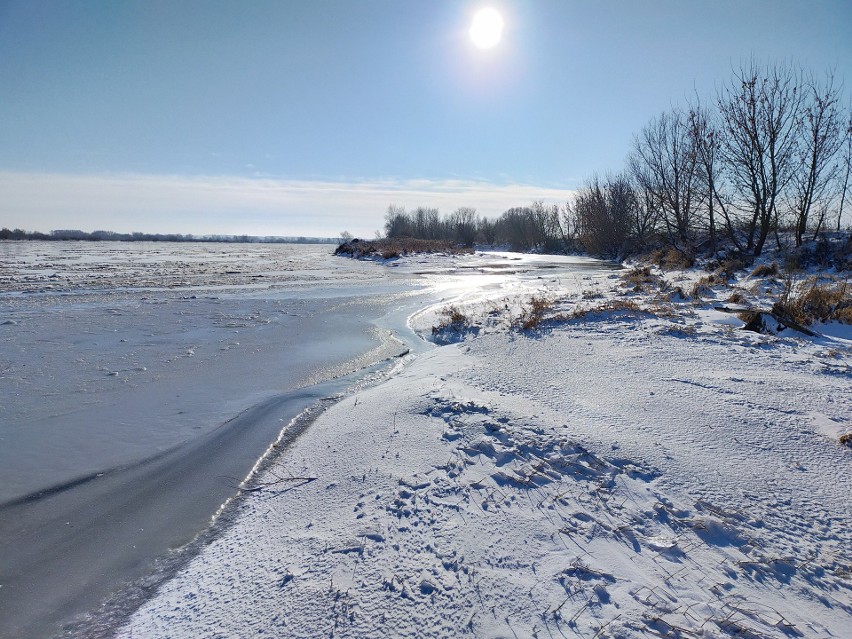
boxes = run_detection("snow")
[2,242,624,638]
[114,251,852,639]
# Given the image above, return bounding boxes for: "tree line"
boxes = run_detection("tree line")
[0,228,340,244]
[381,202,571,253]
[383,60,851,260]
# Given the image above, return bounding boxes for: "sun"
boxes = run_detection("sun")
[469,8,504,50]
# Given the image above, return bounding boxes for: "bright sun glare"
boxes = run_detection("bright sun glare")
[469,8,504,50]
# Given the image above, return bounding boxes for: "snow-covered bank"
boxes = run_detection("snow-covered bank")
[118,257,851,639]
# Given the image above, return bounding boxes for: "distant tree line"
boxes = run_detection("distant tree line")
[0,228,340,244]
[382,60,852,260]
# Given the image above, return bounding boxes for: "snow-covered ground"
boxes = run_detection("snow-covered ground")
[116,253,852,639]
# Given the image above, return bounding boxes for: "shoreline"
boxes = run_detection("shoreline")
[116,255,852,639]
[0,352,409,639]
[0,243,437,638]
[52,349,415,639]
[1,243,612,638]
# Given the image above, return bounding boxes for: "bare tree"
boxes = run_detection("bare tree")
[560,202,577,246]
[497,207,538,251]
[632,180,661,241]
[688,104,725,254]
[411,206,442,240]
[790,72,844,245]
[717,60,802,256]
[477,216,498,245]
[604,174,648,244]
[629,108,701,250]
[530,201,570,252]
[570,175,633,258]
[448,207,479,246]
[837,107,852,231]
[384,204,411,237]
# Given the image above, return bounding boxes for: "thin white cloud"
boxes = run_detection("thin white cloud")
[0,171,576,237]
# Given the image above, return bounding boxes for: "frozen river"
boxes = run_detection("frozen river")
[0,242,419,503]
[0,241,618,638]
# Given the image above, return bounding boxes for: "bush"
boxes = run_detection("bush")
[433,306,468,331]
[782,249,806,273]
[834,236,852,271]
[814,237,834,268]
[650,247,695,270]
[781,235,852,271]
[772,278,852,326]
[335,238,473,259]
[750,262,779,278]
[515,296,553,330]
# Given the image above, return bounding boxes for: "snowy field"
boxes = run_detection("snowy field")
[114,251,852,639]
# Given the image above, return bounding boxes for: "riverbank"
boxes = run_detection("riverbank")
[117,254,852,639]
[1,242,609,638]
[0,243,428,638]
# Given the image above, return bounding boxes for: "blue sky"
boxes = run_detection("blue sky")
[1,0,850,236]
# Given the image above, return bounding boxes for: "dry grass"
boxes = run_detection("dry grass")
[515,297,652,331]
[663,286,689,302]
[690,277,716,299]
[647,247,696,270]
[621,266,660,292]
[568,299,642,321]
[432,305,470,334]
[335,238,474,259]
[772,278,852,326]
[750,262,779,278]
[727,291,747,304]
[840,432,852,448]
[646,302,683,320]
[703,254,751,285]
[690,259,754,299]
[515,296,554,330]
